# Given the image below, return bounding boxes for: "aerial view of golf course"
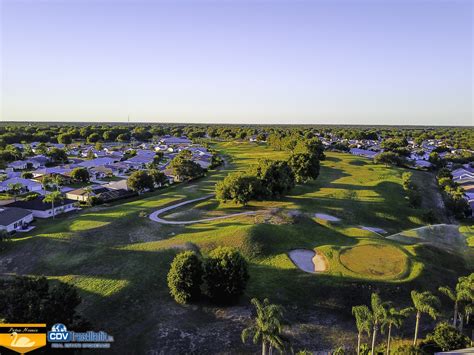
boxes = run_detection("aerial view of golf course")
[1,0,473,353]
[1,137,472,354]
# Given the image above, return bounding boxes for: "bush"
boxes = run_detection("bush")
[391,344,422,355]
[425,322,470,352]
[88,196,102,206]
[167,251,203,304]
[203,247,249,304]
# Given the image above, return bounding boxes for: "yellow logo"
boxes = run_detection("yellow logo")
[0,324,47,354]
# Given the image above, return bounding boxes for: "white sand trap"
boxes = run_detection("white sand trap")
[288,249,328,273]
[360,226,387,234]
[314,213,340,222]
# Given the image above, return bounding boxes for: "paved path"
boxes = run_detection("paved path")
[149,195,256,225]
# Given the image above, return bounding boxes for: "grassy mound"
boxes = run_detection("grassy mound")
[387,224,474,268]
[387,224,468,251]
[339,244,408,279]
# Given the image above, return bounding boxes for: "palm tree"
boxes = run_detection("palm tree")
[381,306,411,355]
[241,298,285,355]
[439,276,472,328]
[41,175,51,194]
[369,293,388,355]
[53,174,65,191]
[352,305,373,355]
[7,183,23,201]
[44,191,64,219]
[411,290,440,346]
[83,186,93,206]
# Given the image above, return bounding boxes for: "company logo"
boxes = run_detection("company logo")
[0,323,47,354]
[47,323,72,342]
[47,323,114,350]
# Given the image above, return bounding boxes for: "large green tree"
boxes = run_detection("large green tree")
[167,251,203,304]
[169,155,204,182]
[253,159,295,198]
[0,276,83,327]
[216,172,261,205]
[203,247,249,304]
[70,167,90,183]
[287,153,320,183]
[127,171,154,194]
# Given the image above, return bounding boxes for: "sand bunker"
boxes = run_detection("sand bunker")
[360,226,388,235]
[314,213,341,222]
[288,249,328,273]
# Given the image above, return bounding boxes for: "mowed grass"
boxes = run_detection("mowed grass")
[1,141,472,352]
[339,244,408,279]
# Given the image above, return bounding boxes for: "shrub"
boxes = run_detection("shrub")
[425,322,470,352]
[203,247,249,304]
[391,344,422,354]
[167,251,203,304]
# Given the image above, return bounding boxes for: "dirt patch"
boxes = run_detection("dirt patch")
[254,208,300,225]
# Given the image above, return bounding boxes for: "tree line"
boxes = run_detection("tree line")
[216,138,324,205]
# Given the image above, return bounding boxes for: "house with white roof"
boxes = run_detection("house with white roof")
[349,148,379,159]
[7,161,28,170]
[78,157,117,169]
[452,168,474,182]
[159,137,192,145]
[0,178,43,193]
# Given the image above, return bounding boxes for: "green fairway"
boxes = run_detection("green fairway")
[1,141,472,352]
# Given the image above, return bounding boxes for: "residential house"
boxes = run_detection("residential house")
[106,162,130,176]
[27,155,50,168]
[0,207,34,233]
[349,148,379,159]
[6,196,77,218]
[90,166,113,180]
[78,157,117,169]
[194,158,212,169]
[0,178,43,193]
[159,136,192,145]
[7,161,28,170]
[65,185,110,202]
[452,168,474,182]
[413,160,432,169]
[123,155,154,169]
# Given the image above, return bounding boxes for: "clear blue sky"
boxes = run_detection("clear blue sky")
[1,0,472,125]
